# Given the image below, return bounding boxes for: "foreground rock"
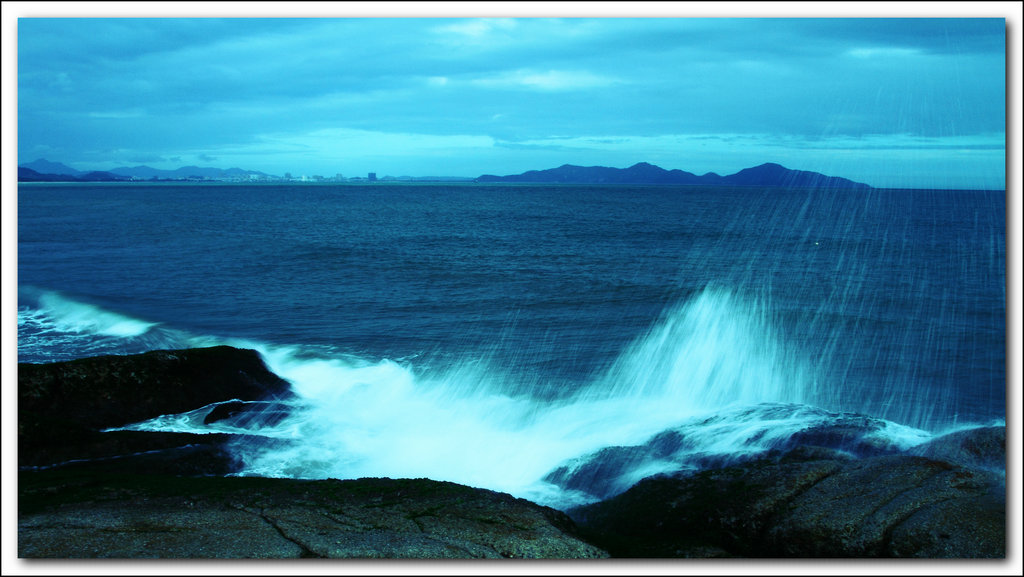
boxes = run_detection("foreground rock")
[18,347,608,559]
[906,425,1006,471]
[543,405,909,503]
[17,348,1006,559]
[568,434,1006,558]
[18,346,292,469]
[19,469,608,559]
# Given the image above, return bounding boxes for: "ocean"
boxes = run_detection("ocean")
[16,182,1006,509]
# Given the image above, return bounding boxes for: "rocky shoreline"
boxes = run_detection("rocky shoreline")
[19,469,607,559]
[17,346,1006,558]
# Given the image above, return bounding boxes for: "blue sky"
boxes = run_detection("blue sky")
[9,5,1014,189]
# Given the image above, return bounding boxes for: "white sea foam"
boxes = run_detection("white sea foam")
[18,289,191,362]
[21,286,953,509]
[30,290,159,337]
[187,287,935,507]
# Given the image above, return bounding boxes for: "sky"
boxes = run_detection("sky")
[2,5,1023,575]
[6,3,1013,189]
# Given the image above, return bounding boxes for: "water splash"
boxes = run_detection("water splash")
[17,287,189,362]
[591,287,812,412]
[104,286,936,508]
[21,288,158,337]
[22,286,977,509]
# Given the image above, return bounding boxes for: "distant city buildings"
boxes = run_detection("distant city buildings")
[19,160,459,184]
[57,169,395,184]
[19,163,473,184]
[169,168,391,183]
[275,171,379,183]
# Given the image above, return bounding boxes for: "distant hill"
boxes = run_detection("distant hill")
[18,167,68,182]
[18,159,275,182]
[721,163,869,188]
[108,165,274,180]
[476,162,871,189]
[19,158,871,189]
[19,159,86,177]
[18,166,129,182]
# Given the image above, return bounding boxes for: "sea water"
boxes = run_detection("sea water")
[16,182,1006,508]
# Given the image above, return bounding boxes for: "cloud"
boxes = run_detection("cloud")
[433,18,518,39]
[87,109,146,119]
[794,18,1005,56]
[782,133,1006,152]
[471,69,621,91]
[127,155,168,164]
[49,72,73,91]
[14,16,1007,189]
[845,46,924,59]
[264,127,495,153]
[185,127,498,174]
[497,131,1005,154]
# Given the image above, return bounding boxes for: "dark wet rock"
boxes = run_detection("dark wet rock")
[18,346,292,469]
[20,431,239,476]
[203,400,293,428]
[18,469,609,559]
[568,432,1006,558]
[543,427,770,504]
[886,489,1005,558]
[759,455,1002,557]
[19,345,292,430]
[16,347,1006,559]
[906,425,1005,471]
[567,450,845,557]
[544,444,663,502]
[204,400,251,424]
[17,347,609,559]
[771,414,903,458]
[543,407,901,504]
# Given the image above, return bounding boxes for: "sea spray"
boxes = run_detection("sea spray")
[226,348,623,500]
[203,286,908,507]
[591,286,812,411]
[17,287,190,362]
[21,286,959,509]
[541,402,938,502]
[18,288,158,337]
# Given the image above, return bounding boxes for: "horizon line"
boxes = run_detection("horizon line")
[19,158,1008,191]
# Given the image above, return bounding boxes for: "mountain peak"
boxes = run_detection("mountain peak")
[18,159,274,182]
[19,158,84,176]
[476,162,870,189]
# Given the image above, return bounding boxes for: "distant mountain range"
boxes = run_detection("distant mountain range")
[18,158,872,189]
[476,162,872,189]
[18,159,274,182]
[18,166,128,182]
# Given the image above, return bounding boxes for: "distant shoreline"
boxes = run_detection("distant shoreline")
[19,159,1006,190]
[15,180,1004,193]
